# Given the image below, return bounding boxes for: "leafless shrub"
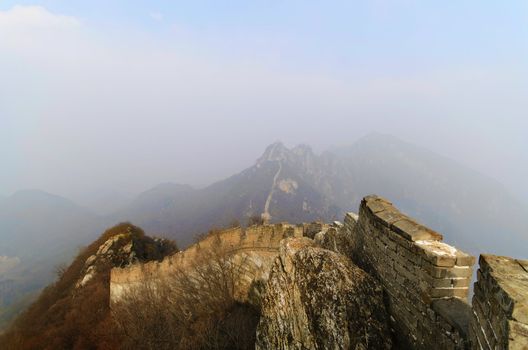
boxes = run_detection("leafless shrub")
[112,241,260,350]
[247,215,264,226]
[54,262,68,279]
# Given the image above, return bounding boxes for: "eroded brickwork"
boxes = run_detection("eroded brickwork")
[109,195,528,349]
[469,255,528,350]
[346,195,475,349]
[110,223,303,303]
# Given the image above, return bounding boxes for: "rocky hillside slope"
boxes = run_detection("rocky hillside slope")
[256,237,392,349]
[3,194,527,349]
[0,223,176,350]
[2,135,526,333]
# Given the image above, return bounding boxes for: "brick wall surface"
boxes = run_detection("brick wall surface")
[469,254,528,350]
[109,194,528,349]
[347,195,475,349]
[110,223,303,303]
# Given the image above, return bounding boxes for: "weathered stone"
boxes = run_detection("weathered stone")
[303,222,326,239]
[415,240,458,267]
[107,195,527,350]
[313,230,326,245]
[348,195,475,349]
[392,218,443,242]
[455,250,476,267]
[432,298,472,338]
[364,195,392,214]
[469,254,528,349]
[256,238,392,350]
[110,224,304,304]
[509,320,528,350]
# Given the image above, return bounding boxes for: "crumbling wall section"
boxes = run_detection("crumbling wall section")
[110,223,303,303]
[469,254,528,350]
[347,195,475,349]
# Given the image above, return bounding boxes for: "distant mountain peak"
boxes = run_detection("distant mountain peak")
[257,141,289,163]
[7,189,82,209]
[256,142,316,166]
[291,144,314,156]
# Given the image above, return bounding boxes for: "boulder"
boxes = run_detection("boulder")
[256,237,392,350]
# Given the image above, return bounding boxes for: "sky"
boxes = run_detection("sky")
[1,1,527,204]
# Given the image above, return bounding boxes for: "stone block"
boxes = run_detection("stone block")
[364,196,392,214]
[376,208,404,225]
[455,250,476,267]
[426,276,471,289]
[415,240,457,267]
[392,218,443,242]
[422,264,473,280]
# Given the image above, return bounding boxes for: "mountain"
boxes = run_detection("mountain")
[0,190,105,329]
[1,135,526,330]
[75,189,134,216]
[325,133,528,258]
[114,135,528,258]
[0,190,102,257]
[112,145,340,247]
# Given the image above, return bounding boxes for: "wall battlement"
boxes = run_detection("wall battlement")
[469,255,528,349]
[344,195,475,349]
[110,223,304,303]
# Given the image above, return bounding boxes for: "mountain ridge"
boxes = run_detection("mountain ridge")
[1,134,527,331]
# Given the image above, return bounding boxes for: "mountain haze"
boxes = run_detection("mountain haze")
[1,134,527,330]
[112,143,340,247]
[0,190,105,328]
[326,134,528,257]
[114,135,528,257]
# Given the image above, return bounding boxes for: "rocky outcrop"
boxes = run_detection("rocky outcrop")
[256,237,392,350]
[318,217,355,257]
[78,225,176,289]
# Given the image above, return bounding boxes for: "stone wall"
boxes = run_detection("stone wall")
[346,195,475,349]
[109,194,528,349]
[110,223,303,303]
[469,254,528,350]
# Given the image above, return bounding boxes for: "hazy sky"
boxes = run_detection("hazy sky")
[1,1,527,203]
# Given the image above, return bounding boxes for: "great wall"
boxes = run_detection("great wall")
[110,195,528,350]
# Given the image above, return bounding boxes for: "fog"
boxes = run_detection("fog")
[1,2,527,204]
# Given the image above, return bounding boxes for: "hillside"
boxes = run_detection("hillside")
[2,135,526,331]
[0,223,176,349]
[112,143,340,247]
[3,195,527,349]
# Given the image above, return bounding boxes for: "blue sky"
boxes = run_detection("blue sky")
[3,1,527,72]
[0,1,527,202]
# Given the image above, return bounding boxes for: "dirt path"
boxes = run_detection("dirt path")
[263,160,282,221]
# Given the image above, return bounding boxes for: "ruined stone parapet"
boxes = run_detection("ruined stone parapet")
[348,195,475,349]
[109,194,528,349]
[469,255,528,350]
[110,223,303,304]
[302,222,329,239]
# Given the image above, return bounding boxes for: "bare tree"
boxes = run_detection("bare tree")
[112,240,259,350]
[247,215,264,227]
